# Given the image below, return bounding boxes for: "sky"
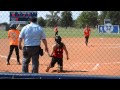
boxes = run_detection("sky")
[0,11,100,24]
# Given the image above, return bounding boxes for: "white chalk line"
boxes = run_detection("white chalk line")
[66,41,120,45]
[0,55,120,71]
[66,42,120,45]
[70,63,100,72]
[91,63,99,71]
[68,61,120,72]
[0,55,48,66]
[72,61,120,65]
[66,43,120,48]
[0,55,20,60]
[1,54,120,65]
[66,43,120,45]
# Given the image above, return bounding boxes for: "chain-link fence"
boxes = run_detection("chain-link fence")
[0,11,120,79]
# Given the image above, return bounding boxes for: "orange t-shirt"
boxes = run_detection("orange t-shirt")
[84,27,90,37]
[8,29,20,46]
[54,27,58,32]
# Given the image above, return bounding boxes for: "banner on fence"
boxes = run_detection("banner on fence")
[98,23,119,34]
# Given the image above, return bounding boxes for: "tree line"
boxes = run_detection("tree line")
[38,11,120,28]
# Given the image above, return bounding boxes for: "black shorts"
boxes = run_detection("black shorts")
[85,36,89,39]
[49,57,63,67]
[85,36,89,41]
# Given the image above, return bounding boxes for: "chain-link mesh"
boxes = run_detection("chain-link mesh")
[0,11,120,79]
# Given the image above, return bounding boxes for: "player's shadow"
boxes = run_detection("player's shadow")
[52,70,89,73]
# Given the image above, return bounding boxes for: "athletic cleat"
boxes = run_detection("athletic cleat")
[57,69,63,73]
[60,70,63,72]
[6,62,10,65]
[57,70,60,73]
[57,69,61,73]
[17,62,21,65]
[46,67,50,72]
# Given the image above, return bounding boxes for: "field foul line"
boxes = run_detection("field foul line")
[70,63,100,72]
[1,54,120,71]
[99,46,120,48]
[1,54,120,65]
[91,63,99,71]
[0,55,17,60]
[0,55,48,66]
[66,43,120,48]
[72,61,120,65]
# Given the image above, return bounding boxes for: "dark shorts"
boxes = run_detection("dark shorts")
[49,57,63,67]
[85,36,89,42]
[85,36,89,39]
[55,31,58,36]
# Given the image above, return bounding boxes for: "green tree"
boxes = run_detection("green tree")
[98,11,108,25]
[60,11,73,29]
[105,11,120,25]
[46,11,60,27]
[98,11,120,25]
[38,17,46,27]
[76,11,98,28]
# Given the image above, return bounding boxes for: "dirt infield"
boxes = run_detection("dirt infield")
[0,37,120,76]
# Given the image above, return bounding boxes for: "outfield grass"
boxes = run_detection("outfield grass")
[0,30,8,39]
[44,27,120,38]
[0,27,120,39]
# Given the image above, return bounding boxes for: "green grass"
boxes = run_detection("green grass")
[44,27,83,38]
[44,27,120,38]
[0,27,120,39]
[0,30,8,39]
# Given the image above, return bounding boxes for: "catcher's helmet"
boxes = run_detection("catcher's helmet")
[55,35,62,43]
[10,24,16,29]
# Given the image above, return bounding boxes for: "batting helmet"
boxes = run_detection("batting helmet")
[55,35,62,44]
[10,24,17,29]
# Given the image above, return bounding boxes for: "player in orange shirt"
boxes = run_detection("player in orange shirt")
[46,35,69,73]
[7,24,21,65]
[54,25,58,36]
[84,25,91,46]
